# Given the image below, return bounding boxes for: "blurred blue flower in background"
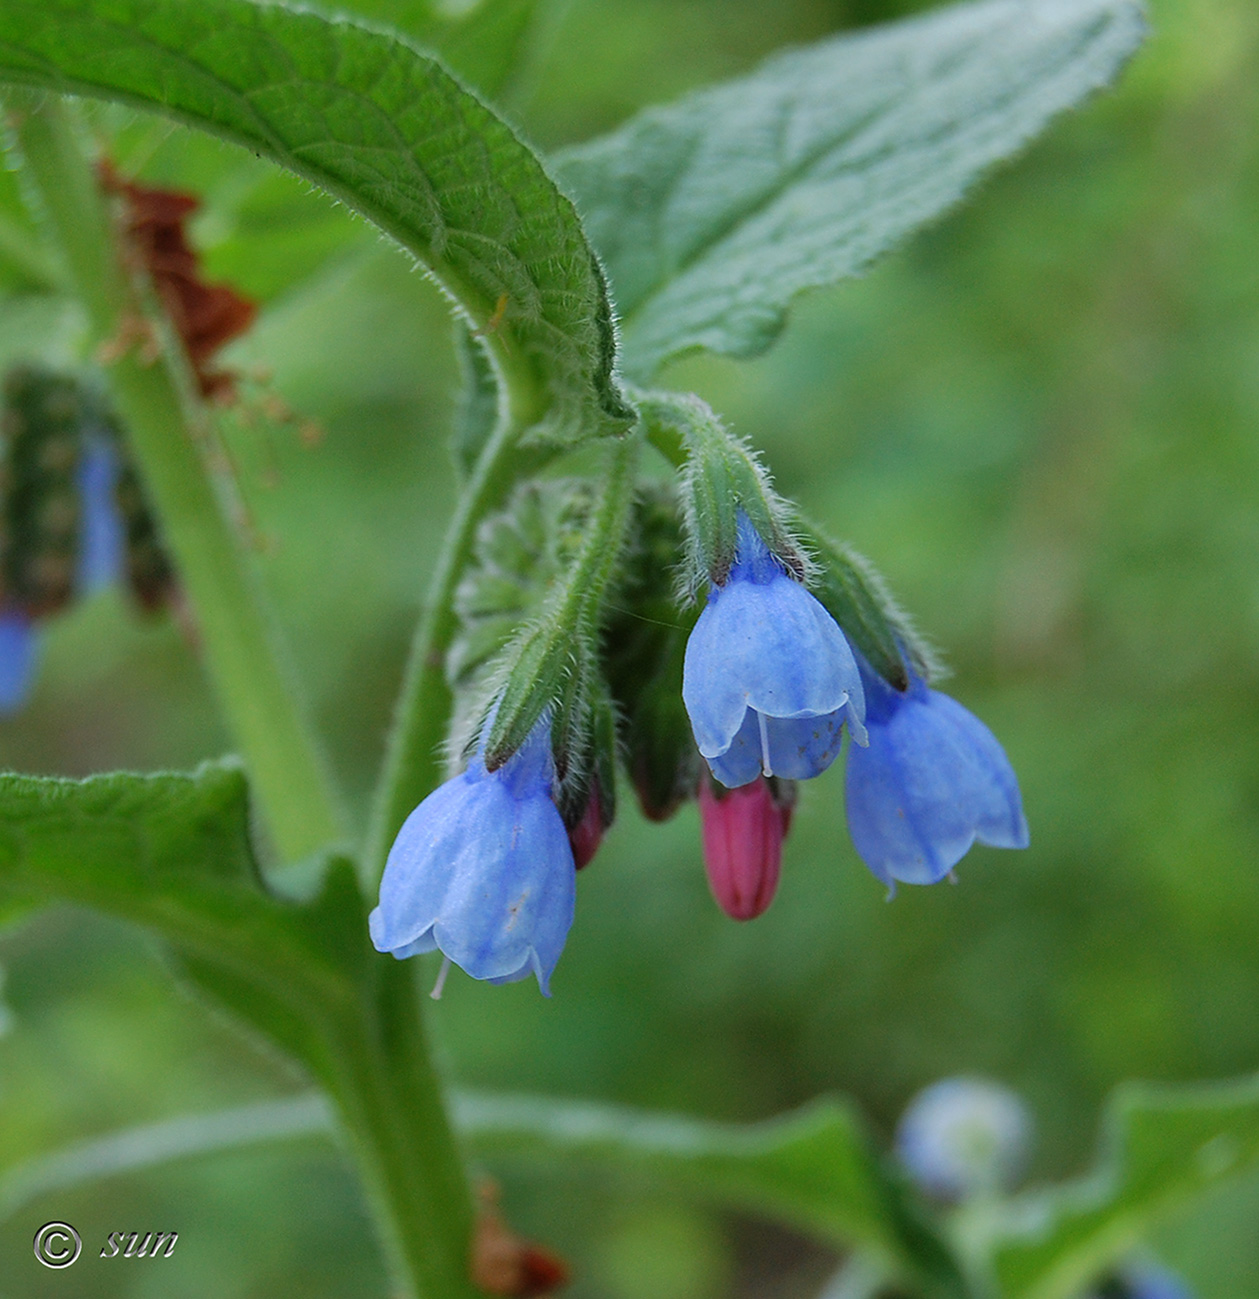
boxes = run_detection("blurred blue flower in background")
[0,431,125,716]
[0,609,36,713]
[844,656,1028,888]
[75,432,124,594]
[683,512,865,788]
[369,714,575,996]
[895,1076,1032,1200]
[1093,1261,1195,1299]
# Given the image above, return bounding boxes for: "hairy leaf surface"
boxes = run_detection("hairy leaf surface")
[556,0,1146,378]
[0,0,630,441]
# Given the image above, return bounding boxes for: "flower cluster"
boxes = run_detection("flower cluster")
[371,442,1029,993]
[683,511,1026,912]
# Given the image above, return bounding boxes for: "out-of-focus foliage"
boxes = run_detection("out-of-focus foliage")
[1,0,1257,1296]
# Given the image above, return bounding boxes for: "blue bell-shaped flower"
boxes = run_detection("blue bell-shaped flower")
[369,714,576,995]
[682,513,865,788]
[844,657,1028,887]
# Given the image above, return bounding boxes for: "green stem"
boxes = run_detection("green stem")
[364,417,543,880]
[322,960,481,1299]
[6,93,343,863]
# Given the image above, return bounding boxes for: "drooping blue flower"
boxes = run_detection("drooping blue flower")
[683,513,865,788]
[369,714,576,995]
[0,609,38,714]
[895,1076,1032,1200]
[844,656,1028,887]
[75,433,124,594]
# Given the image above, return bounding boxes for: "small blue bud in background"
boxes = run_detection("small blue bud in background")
[0,609,37,715]
[369,714,575,996]
[683,513,865,788]
[844,656,1028,888]
[75,433,124,594]
[1092,1261,1195,1299]
[895,1076,1032,1200]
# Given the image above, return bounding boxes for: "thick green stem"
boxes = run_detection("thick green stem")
[7,93,343,863]
[322,961,481,1299]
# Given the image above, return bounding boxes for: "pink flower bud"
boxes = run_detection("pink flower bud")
[698,775,795,920]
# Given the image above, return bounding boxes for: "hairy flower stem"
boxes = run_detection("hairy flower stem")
[365,417,546,882]
[6,93,343,863]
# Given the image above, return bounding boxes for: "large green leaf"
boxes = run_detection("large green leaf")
[0,0,630,442]
[992,1073,1259,1299]
[555,0,1146,379]
[0,1084,962,1296]
[0,764,370,1074]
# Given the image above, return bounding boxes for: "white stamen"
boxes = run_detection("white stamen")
[430,955,452,1000]
[758,710,773,775]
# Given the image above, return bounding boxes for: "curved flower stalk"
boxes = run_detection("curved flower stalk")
[698,773,795,920]
[683,512,865,788]
[845,655,1028,888]
[369,714,576,995]
[895,1076,1032,1200]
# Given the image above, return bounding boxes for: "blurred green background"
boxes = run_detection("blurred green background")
[2,0,1258,1295]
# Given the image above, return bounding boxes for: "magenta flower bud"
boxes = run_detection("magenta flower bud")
[698,775,795,920]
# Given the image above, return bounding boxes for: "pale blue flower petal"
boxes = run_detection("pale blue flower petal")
[705,709,765,788]
[708,707,852,787]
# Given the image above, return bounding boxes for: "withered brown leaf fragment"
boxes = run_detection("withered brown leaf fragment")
[98,161,257,400]
[472,1183,570,1297]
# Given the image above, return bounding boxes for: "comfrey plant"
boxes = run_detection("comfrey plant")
[0,2,1244,1298]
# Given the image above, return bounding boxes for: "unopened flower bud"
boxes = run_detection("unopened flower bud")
[698,773,796,920]
[565,775,608,871]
